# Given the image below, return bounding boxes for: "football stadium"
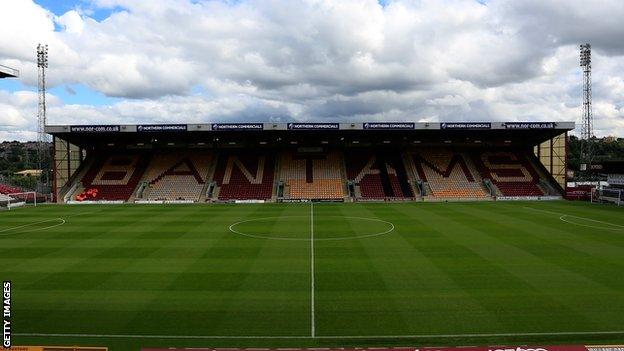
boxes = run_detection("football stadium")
[1,120,624,351]
[2,2,624,351]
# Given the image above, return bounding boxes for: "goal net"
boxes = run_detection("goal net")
[0,192,38,210]
[591,188,623,206]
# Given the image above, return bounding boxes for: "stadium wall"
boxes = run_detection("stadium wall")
[534,131,567,190]
[53,136,85,202]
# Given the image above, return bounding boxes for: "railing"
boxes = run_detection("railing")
[416,179,425,196]
[347,180,355,198]
[206,181,216,199]
[538,178,557,195]
[135,181,148,199]
[277,181,284,198]
[483,178,496,196]
[63,182,80,203]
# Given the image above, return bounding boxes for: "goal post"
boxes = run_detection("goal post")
[591,188,623,206]
[0,192,38,210]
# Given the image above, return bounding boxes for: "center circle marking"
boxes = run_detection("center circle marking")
[228,215,395,241]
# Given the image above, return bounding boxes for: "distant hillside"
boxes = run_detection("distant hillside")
[568,135,624,172]
[0,141,52,190]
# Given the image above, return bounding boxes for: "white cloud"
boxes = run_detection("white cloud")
[1,0,624,141]
[0,91,38,130]
[57,10,85,34]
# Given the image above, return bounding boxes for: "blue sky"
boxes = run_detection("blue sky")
[0,0,125,107]
[34,0,77,16]
[2,0,126,106]
[35,0,121,21]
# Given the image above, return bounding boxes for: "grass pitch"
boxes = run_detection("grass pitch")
[1,201,624,350]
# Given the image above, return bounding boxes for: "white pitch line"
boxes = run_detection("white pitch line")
[14,330,624,340]
[560,215,624,228]
[228,215,394,241]
[0,218,65,236]
[559,215,624,231]
[310,201,316,338]
[523,206,624,230]
[15,333,310,339]
[522,206,564,216]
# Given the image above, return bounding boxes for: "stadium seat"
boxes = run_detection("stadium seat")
[471,151,545,197]
[0,183,23,194]
[76,154,149,201]
[411,149,489,199]
[213,152,275,200]
[143,151,213,201]
[345,151,414,199]
[280,151,345,199]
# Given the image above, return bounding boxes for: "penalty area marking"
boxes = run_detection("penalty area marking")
[559,215,624,231]
[0,218,65,236]
[228,215,395,241]
[15,330,624,340]
[523,206,624,231]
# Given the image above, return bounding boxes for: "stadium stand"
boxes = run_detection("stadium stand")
[471,150,545,196]
[411,149,489,199]
[142,151,213,201]
[280,150,345,200]
[65,149,555,202]
[0,183,23,194]
[76,154,149,201]
[346,150,414,199]
[212,152,275,200]
[46,121,572,203]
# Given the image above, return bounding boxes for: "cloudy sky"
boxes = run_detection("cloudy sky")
[0,0,623,141]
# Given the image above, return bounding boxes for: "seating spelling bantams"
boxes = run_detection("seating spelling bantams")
[143,152,212,201]
[412,149,488,198]
[280,151,345,199]
[472,151,544,196]
[345,151,413,199]
[76,154,148,201]
[213,153,275,200]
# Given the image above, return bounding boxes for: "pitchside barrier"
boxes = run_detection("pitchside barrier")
[141,346,624,351]
[66,200,124,204]
[496,195,562,201]
[7,347,106,351]
[565,185,593,200]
